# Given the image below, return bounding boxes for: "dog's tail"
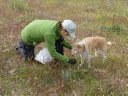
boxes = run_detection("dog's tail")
[107,41,112,46]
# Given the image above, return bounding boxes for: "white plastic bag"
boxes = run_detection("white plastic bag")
[35,48,53,64]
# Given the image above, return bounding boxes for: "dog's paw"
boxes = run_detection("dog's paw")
[88,65,91,68]
[88,65,95,70]
[78,64,82,69]
[78,66,81,69]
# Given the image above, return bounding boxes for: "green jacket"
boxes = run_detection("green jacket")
[21,20,72,63]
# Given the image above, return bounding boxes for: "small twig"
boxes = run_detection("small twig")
[112,14,116,31]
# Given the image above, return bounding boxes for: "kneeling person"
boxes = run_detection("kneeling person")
[15,19,77,65]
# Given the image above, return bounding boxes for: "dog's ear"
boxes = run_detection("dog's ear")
[73,42,84,49]
[74,43,83,49]
[75,43,85,51]
[76,44,82,49]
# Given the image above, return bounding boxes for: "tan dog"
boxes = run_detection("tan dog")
[72,36,112,68]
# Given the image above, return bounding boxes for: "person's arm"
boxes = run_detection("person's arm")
[62,40,73,50]
[44,35,70,63]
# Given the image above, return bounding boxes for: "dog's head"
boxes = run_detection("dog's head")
[72,43,85,56]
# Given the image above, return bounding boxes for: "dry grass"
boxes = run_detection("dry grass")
[0,0,128,95]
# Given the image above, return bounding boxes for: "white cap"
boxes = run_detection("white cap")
[62,19,76,39]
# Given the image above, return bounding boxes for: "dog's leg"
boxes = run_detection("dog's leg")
[102,52,106,63]
[88,54,92,68]
[102,49,107,63]
[94,49,98,57]
[86,50,92,68]
[79,52,86,67]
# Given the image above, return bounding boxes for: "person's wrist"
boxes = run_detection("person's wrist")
[67,58,76,65]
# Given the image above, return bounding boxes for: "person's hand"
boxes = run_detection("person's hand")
[67,58,76,65]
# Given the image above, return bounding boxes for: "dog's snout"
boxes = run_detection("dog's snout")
[71,48,77,55]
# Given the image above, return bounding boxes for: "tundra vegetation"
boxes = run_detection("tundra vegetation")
[0,0,128,95]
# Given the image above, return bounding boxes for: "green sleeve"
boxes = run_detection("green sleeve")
[44,35,70,63]
[62,40,73,50]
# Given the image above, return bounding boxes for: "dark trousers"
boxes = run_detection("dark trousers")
[55,36,64,55]
[15,36,64,61]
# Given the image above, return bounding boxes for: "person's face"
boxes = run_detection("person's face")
[60,29,69,37]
